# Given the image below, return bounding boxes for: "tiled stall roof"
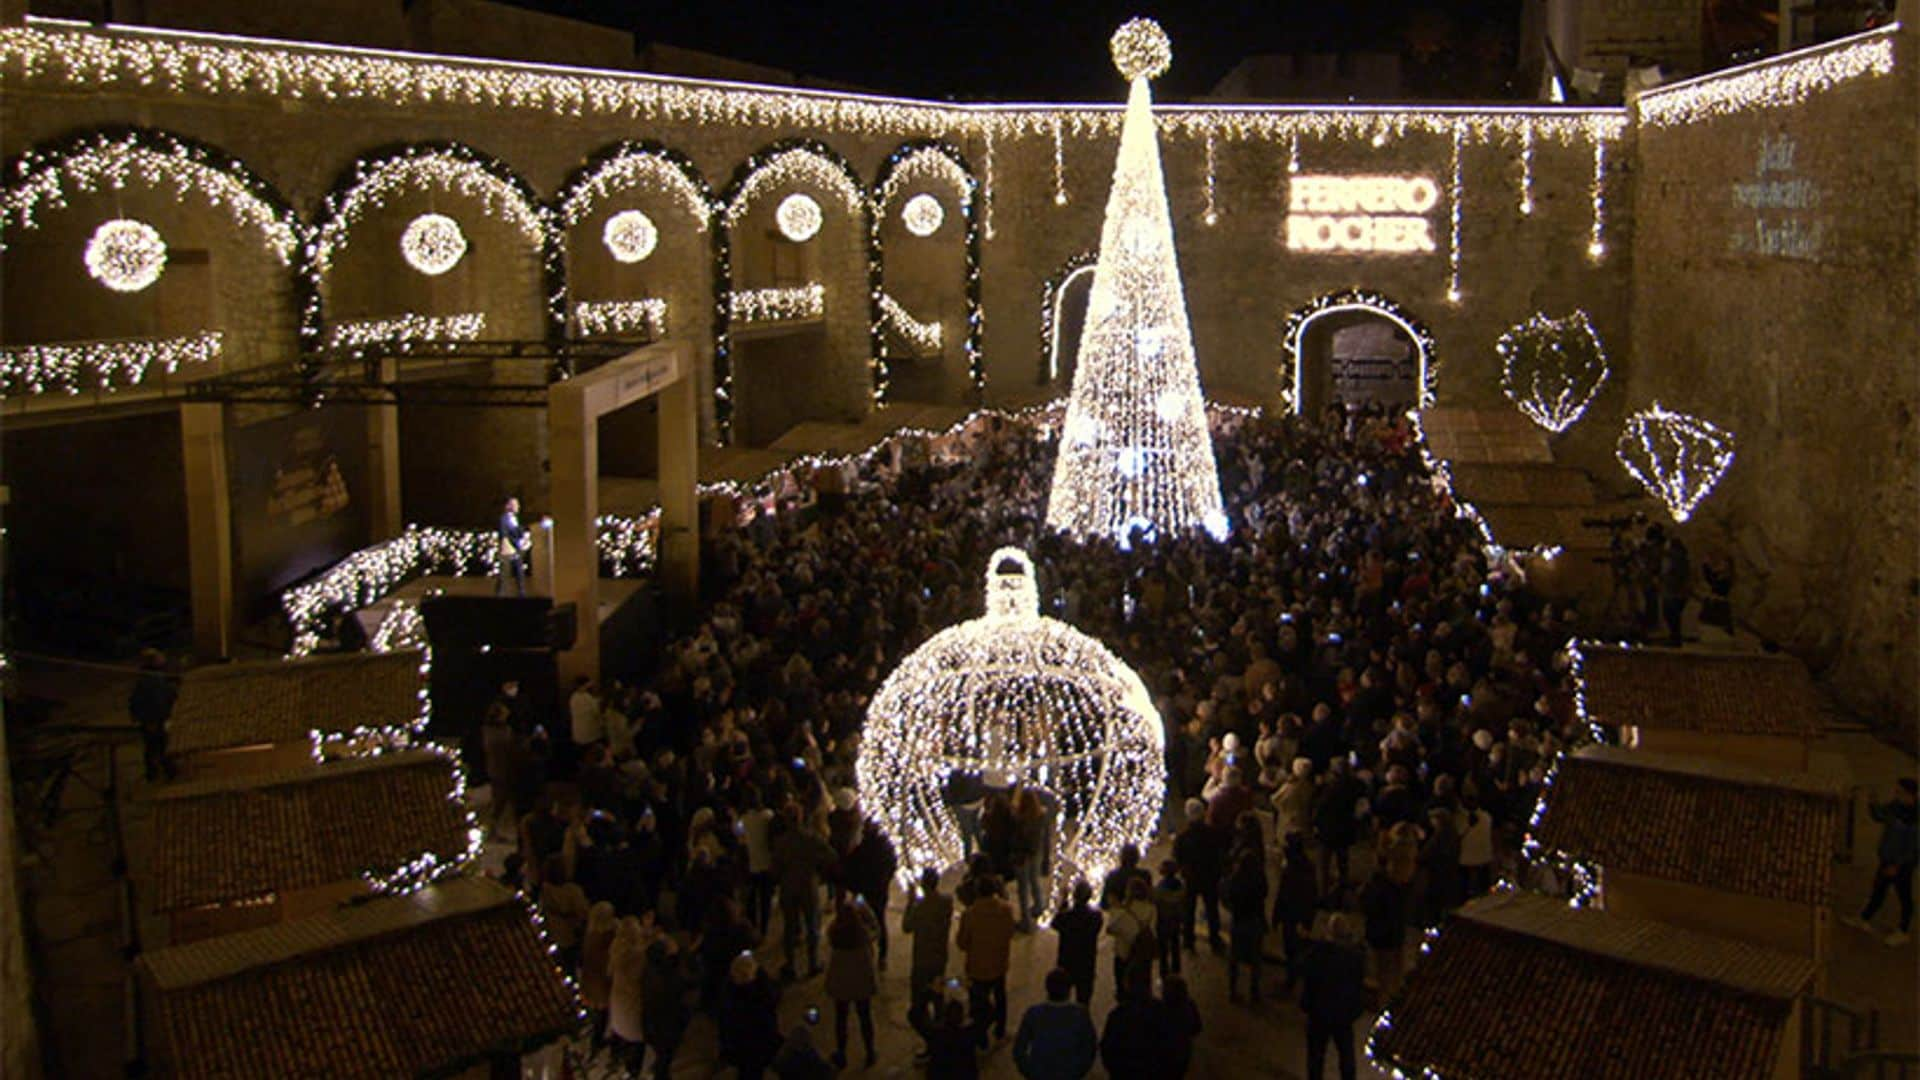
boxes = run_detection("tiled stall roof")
[168,650,424,754]
[1577,644,1820,736]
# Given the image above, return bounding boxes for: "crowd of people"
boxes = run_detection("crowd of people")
[484,403,1592,1079]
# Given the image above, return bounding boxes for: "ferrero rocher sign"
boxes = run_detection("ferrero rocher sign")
[1286,175,1440,254]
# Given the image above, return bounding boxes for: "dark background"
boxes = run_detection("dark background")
[516,1,1529,101]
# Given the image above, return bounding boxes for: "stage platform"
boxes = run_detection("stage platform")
[351,574,646,638]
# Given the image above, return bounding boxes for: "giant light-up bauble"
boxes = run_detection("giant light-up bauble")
[855,549,1167,917]
[775,192,823,242]
[400,213,467,275]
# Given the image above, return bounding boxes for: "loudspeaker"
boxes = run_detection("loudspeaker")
[419,595,553,651]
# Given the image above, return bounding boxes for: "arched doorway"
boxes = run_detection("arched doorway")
[1281,290,1436,415]
[1040,252,1097,387]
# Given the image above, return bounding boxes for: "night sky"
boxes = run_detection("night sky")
[512,1,1525,102]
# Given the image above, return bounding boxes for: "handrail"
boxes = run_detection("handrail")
[1842,1051,1920,1080]
[1803,995,1880,1079]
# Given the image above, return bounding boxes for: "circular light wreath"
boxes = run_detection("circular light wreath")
[855,548,1167,919]
[1280,288,1438,412]
[775,192,823,242]
[602,209,659,263]
[901,193,944,237]
[84,218,168,292]
[400,212,468,275]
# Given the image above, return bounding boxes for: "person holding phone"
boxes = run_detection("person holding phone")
[903,867,955,1041]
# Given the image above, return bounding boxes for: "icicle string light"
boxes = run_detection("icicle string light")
[1446,124,1464,303]
[1615,402,1736,523]
[1051,117,1068,206]
[1048,20,1226,544]
[1201,131,1218,226]
[0,330,221,396]
[1637,24,1898,126]
[1588,140,1607,259]
[557,145,711,230]
[1496,311,1609,434]
[856,548,1167,917]
[1518,124,1534,215]
[313,149,546,276]
[982,128,996,240]
[325,312,485,351]
[572,298,667,338]
[730,283,823,324]
[1287,132,1300,174]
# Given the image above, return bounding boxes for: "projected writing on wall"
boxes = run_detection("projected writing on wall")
[1286,176,1439,254]
[1727,134,1823,260]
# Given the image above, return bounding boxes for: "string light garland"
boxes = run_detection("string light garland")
[982,129,996,240]
[556,141,712,232]
[856,548,1166,917]
[1279,289,1437,412]
[600,208,657,263]
[84,217,168,291]
[1038,250,1098,384]
[1287,132,1300,175]
[573,298,667,338]
[325,312,485,351]
[874,146,972,216]
[1518,124,1534,215]
[724,148,864,227]
[1202,131,1218,226]
[399,212,468,275]
[1446,125,1464,302]
[878,293,942,354]
[1615,402,1736,523]
[1048,20,1226,545]
[901,193,944,236]
[0,330,221,396]
[1636,24,1898,126]
[1587,140,1607,259]
[730,283,824,324]
[1496,310,1609,434]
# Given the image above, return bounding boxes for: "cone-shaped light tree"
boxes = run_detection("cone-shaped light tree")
[1047,18,1227,544]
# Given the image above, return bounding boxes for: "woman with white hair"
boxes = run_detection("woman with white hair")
[606,915,651,1069]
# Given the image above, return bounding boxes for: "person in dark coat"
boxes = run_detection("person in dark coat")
[1157,974,1203,1078]
[1844,778,1919,945]
[1312,759,1364,894]
[1360,866,1408,1000]
[912,996,982,1079]
[1273,832,1320,986]
[1012,968,1097,1080]
[1298,916,1368,1080]
[640,936,693,1080]
[771,804,836,978]
[1050,879,1102,1005]
[129,649,177,781]
[1225,848,1269,1002]
[1172,799,1225,949]
[843,819,899,967]
[903,866,955,1037]
[1098,970,1166,1080]
[717,953,783,1080]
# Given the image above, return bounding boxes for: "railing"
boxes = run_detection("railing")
[1842,1052,1920,1080]
[1804,996,1880,1080]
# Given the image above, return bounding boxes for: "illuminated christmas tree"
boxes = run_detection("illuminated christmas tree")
[1047,18,1226,543]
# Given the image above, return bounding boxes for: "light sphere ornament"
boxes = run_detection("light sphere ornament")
[901,193,944,237]
[855,549,1167,919]
[84,218,168,292]
[1110,17,1171,81]
[601,209,658,263]
[400,213,468,275]
[775,192,823,242]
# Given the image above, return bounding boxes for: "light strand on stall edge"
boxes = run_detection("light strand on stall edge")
[1202,130,1218,226]
[1052,116,1068,206]
[0,330,222,396]
[729,283,823,324]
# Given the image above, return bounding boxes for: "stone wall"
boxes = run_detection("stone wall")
[1627,28,1920,733]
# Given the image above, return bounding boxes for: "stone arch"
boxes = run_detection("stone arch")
[717,139,873,446]
[1280,288,1438,414]
[871,140,983,404]
[0,126,309,382]
[312,142,560,345]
